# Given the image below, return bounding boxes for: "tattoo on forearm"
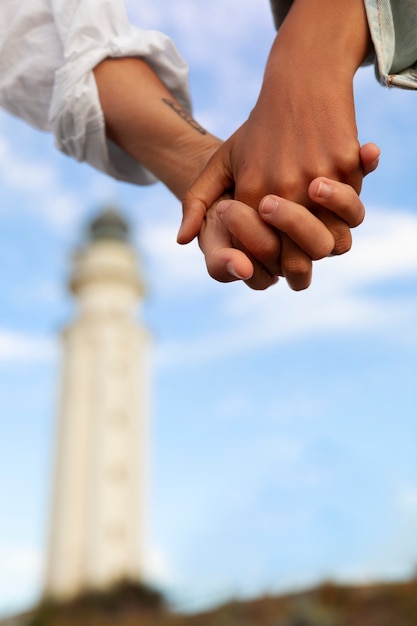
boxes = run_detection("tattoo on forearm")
[162,98,207,135]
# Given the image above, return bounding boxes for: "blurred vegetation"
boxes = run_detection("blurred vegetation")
[4,578,417,626]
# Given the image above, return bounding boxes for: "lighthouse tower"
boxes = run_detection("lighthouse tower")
[44,209,150,600]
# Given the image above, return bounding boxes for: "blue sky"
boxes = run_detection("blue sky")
[1,0,417,616]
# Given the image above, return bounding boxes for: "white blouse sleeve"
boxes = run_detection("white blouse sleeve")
[0,0,192,184]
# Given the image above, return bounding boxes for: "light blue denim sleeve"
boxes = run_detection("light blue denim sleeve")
[364,0,417,88]
[270,0,417,89]
[269,0,292,28]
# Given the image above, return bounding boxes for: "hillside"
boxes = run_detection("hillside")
[3,578,417,626]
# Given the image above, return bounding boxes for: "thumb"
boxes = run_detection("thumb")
[177,146,234,244]
[177,197,208,245]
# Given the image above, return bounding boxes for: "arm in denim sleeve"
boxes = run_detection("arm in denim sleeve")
[364,0,417,89]
[269,0,293,28]
[270,0,417,89]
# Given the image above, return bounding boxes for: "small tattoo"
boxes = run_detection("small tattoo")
[162,98,207,135]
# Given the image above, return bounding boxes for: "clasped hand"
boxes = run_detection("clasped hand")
[178,142,379,291]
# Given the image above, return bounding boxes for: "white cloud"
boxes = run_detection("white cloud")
[144,543,174,588]
[13,280,64,310]
[4,160,55,191]
[153,206,417,367]
[0,330,56,364]
[143,204,417,293]
[0,545,43,578]
[40,189,87,231]
[0,130,56,193]
[125,0,273,136]
[0,113,100,235]
[327,206,417,283]
[336,486,417,585]
[126,0,273,57]
[0,545,43,614]
[138,219,207,291]
[400,487,417,511]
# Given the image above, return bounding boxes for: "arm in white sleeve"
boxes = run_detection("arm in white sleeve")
[269,0,417,89]
[0,0,62,129]
[0,0,192,184]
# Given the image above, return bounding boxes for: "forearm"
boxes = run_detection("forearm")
[240,0,372,202]
[93,57,221,199]
[274,0,371,78]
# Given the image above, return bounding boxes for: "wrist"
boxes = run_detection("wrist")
[94,58,221,200]
[164,136,222,200]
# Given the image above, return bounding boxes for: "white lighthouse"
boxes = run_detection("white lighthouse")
[44,209,150,601]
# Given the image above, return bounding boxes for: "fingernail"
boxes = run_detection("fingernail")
[316,181,333,199]
[259,196,279,216]
[216,200,232,216]
[226,262,248,280]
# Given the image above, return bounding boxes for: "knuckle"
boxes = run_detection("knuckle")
[276,174,304,203]
[256,236,280,261]
[331,231,352,256]
[313,145,362,191]
[235,179,264,207]
[335,147,363,191]
[283,256,311,280]
[182,188,195,207]
[350,203,365,228]
[338,148,360,173]
[245,274,277,291]
[310,240,334,261]
[206,265,230,284]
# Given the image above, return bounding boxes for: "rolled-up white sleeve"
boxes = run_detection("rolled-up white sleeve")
[0,0,192,184]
